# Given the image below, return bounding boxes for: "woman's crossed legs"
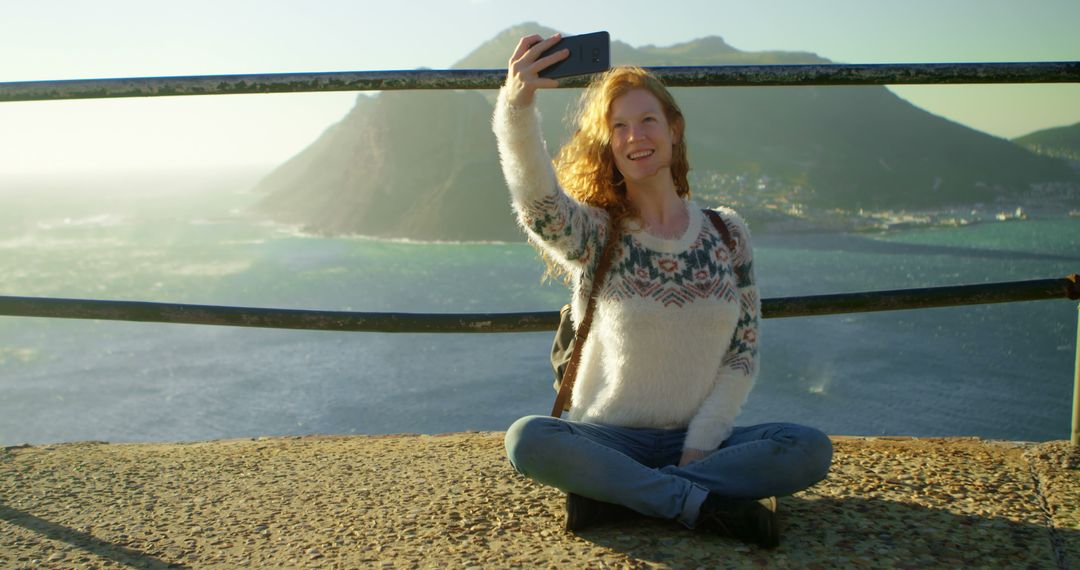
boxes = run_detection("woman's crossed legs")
[504,415,832,528]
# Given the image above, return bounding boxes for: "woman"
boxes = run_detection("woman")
[494,34,832,548]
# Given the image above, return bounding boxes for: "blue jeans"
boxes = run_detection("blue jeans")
[504,415,833,528]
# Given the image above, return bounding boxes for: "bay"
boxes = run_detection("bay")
[1,170,1077,445]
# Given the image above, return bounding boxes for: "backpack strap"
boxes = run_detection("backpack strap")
[550,217,620,417]
[704,209,738,254]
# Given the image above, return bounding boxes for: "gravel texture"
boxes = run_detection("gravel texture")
[1,433,1077,569]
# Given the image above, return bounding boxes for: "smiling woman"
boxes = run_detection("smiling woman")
[492,34,832,548]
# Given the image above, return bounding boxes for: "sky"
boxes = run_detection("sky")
[0,0,1077,177]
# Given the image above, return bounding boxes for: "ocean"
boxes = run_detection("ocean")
[1,169,1078,445]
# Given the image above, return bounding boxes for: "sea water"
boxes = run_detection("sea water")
[1,170,1078,445]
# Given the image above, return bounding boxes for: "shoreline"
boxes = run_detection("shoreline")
[1,431,1057,451]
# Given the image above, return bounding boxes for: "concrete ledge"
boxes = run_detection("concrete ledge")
[1,433,1077,568]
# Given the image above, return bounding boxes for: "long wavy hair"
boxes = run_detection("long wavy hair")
[545,66,690,283]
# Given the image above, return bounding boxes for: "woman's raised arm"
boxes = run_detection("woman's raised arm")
[492,35,610,275]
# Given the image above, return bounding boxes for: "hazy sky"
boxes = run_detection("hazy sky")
[1,0,1077,176]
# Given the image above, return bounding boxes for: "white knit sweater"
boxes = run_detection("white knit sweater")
[492,88,760,452]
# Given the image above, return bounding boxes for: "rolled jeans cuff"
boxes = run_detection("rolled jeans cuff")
[678,483,710,529]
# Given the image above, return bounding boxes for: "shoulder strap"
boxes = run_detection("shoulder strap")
[550,218,620,417]
[704,209,737,254]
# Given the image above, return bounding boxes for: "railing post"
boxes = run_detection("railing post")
[1073,302,1080,447]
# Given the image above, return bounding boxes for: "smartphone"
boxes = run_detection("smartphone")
[538,31,611,79]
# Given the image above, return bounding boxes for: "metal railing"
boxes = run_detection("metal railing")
[2,60,1079,444]
[3,61,1079,101]
[1,277,1076,332]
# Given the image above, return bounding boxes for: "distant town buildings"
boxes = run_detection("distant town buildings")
[691,170,1080,233]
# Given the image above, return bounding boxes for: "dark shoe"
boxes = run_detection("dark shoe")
[697,494,779,549]
[564,493,633,532]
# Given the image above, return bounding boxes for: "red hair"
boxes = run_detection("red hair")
[542,66,691,281]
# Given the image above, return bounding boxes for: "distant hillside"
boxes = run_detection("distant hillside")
[1014,122,1080,161]
[254,23,1078,240]
[253,91,512,241]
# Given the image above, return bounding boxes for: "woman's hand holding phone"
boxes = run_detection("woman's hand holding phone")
[505,34,569,108]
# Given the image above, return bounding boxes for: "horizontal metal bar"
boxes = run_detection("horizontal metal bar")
[0,296,559,333]
[653,61,1080,88]
[2,61,1077,103]
[1,276,1076,333]
[763,275,1079,319]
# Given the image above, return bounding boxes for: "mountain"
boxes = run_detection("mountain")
[253,90,513,241]
[1014,122,1080,161]
[253,23,1078,240]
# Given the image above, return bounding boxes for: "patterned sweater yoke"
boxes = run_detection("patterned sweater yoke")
[492,87,760,452]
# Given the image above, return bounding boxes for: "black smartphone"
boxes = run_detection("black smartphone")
[537,31,610,79]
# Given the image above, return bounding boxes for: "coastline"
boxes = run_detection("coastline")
[3,432,1077,568]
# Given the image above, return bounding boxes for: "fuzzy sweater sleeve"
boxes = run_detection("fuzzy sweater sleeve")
[491,87,609,272]
[683,209,760,452]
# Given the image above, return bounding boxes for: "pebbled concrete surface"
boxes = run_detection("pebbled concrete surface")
[1,433,1077,569]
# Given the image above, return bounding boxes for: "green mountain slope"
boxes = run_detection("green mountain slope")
[255,90,511,240]
[254,23,1077,240]
[1014,122,1080,161]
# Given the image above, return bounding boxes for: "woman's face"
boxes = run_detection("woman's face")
[608,88,676,184]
